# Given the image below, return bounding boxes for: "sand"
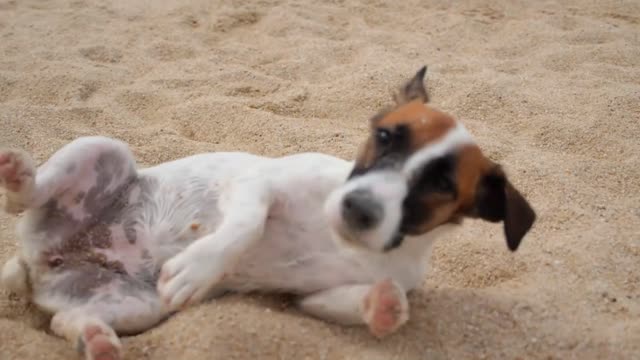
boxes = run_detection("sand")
[1,0,639,358]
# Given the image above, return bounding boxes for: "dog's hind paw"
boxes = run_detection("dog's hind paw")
[0,149,35,213]
[77,323,122,360]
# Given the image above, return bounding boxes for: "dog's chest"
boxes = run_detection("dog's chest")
[223,164,371,293]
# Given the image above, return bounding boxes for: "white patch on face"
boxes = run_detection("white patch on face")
[324,171,407,252]
[402,121,475,180]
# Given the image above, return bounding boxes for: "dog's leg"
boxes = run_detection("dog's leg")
[298,279,409,338]
[157,178,273,310]
[52,311,123,360]
[0,136,136,214]
[49,278,165,360]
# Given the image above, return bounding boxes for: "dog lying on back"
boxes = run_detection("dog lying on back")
[0,67,535,360]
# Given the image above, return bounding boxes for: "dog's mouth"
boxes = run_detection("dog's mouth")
[330,219,406,253]
[382,232,405,252]
[332,222,359,246]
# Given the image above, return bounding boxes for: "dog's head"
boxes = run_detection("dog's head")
[325,66,536,252]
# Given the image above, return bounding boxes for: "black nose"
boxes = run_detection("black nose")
[342,189,384,230]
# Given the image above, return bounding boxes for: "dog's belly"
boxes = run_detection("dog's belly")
[136,152,264,262]
[86,175,223,282]
[25,153,260,298]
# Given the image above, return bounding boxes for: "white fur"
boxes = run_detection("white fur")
[0,132,470,358]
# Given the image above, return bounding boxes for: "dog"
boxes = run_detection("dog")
[0,67,535,360]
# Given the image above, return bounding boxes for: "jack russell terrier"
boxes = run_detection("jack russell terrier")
[0,67,535,360]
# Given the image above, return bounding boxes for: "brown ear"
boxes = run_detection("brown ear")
[473,168,536,251]
[393,66,429,105]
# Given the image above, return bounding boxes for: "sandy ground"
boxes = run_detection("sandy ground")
[1,0,639,359]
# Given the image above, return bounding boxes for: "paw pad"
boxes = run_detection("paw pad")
[78,323,122,360]
[363,279,409,338]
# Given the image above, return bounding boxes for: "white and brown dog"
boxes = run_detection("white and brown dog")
[0,67,535,360]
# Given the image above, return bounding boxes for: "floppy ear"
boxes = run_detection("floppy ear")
[393,66,429,105]
[473,167,536,251]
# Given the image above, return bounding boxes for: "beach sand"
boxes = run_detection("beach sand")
[1,0,639,358]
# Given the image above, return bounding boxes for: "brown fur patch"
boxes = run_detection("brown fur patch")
[376,100,457,152]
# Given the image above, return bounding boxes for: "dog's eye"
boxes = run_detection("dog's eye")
[376,128,393,148]
[431,175,454,193]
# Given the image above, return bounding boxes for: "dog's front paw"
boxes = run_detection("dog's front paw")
[157,246,227,311]
[363,279,409,338]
